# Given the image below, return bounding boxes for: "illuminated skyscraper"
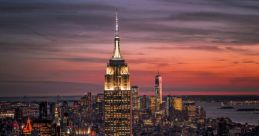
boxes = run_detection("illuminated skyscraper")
[131,86,140,125]
[173,97,183,111]
[94,93,104,123]
[104,10,131,136]
[165,95,173,116]
[184,101,196,121]
[140,95,149,110]
[150,96,156,113]
[81,92,93,122]
[154,72,162,111]
[131,86,140,111]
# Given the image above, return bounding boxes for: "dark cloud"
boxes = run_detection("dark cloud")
[1,0,259,55]
[225,47,247,52]
[230,77,259,87]
[216,59,226,62]
[232,60,259,65]
[0,41,59,53]
[127,58,172,68]
[1,0,259,49]
[0,1,115,13]
[176,45,222,51]
[224,47,259,56]
[171,70,218,77]
[0,80,102,97]
[0,0,259,96]
[232,61,239,65]
[0,0,119,58]
[169,11,259,44]
[177,62,188,65]
[159,0,259,11]
[123,0,259,45]
[164,86,259,93]
[44,57,107,63]
[146,45,259,57]
[242,60,258,64]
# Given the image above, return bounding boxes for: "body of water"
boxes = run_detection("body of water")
[197,101,259,125]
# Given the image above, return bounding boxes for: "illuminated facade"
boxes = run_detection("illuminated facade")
[131,86,140,125]
[94,93,104,123]
[23,117,32,135]
[140,95,149,110]
[150,96,156,113]
[131,86,140,111]
[104,11,132,136]
[173,97,183,111]
[53,104,61,136]
[154,73,162,111]
[165,95,173,116]
[184,101,196,121]
[32,120,52,136]
[81,92,93,122]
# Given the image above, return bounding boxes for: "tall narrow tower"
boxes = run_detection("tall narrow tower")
[104,10,132,136]
[155,72,162,111]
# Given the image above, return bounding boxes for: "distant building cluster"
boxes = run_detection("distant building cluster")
[1,93,259,135]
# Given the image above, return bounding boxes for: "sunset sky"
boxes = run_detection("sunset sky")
[1,0,259,96]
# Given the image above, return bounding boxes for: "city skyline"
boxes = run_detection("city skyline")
[1,0,259,96]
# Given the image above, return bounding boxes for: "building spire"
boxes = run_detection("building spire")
[112,9,122,60]
[115,8,119,37]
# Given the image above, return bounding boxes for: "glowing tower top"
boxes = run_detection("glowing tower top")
[112,9,122,60]
[155,72,162,111]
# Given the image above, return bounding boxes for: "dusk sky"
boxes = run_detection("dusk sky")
[1,0,259,96]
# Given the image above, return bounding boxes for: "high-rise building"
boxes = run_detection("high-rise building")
[49,102,56,120]
[150,96,156,113]
[14,107,23,123]
[39,102,48,119]
[154,73,162,111]
[217,118,230,136]
[140,95,149,110]
[32,120,52,136]
[104,10,132,136]
[93,93,104,123]
[184,101,196,121]
[97,93,104,122]
[131,86,140,125]
[173,97,183,111]
[165,95,173,116]
[52,104,61,136]
[81,92,93,122]
[80,92,92,107]
[131,86,140,111]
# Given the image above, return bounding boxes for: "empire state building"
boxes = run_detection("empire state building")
[104,11,132,136]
